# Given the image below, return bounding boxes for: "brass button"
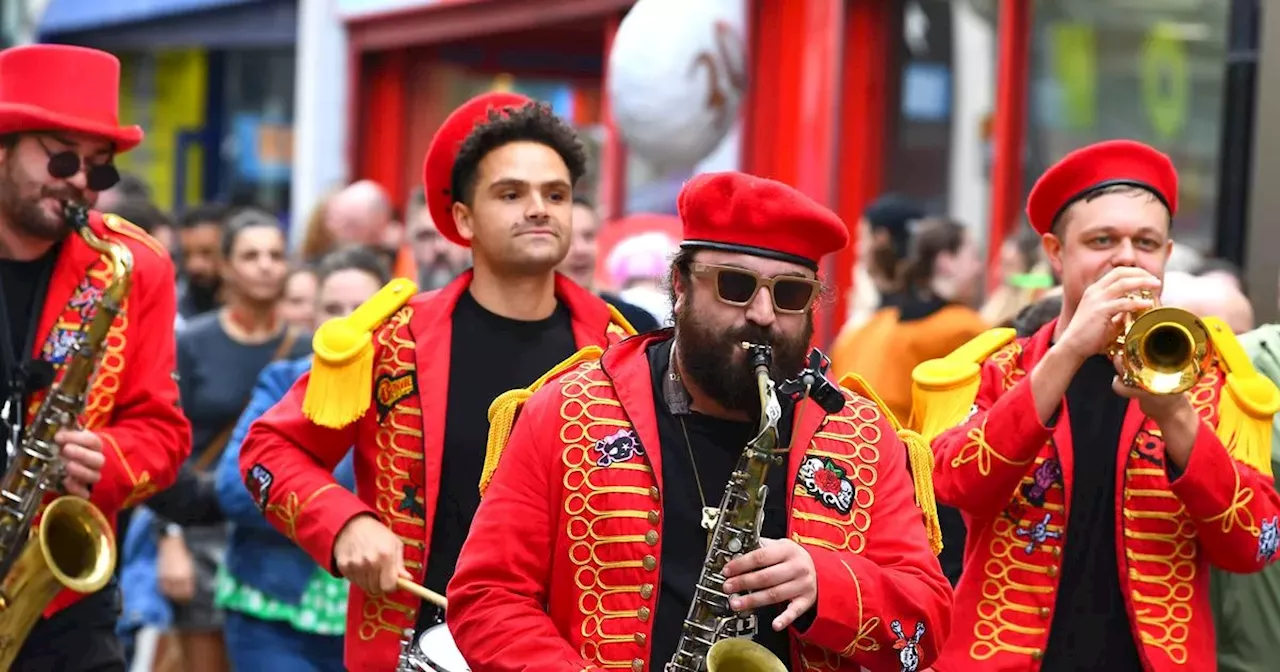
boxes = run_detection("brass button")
[634,632,647,646]
[1038,607,1050,619]
[1032,650,1043,661]
[1048,565,1059,578]
[640,583,654,599]
[643,555,657,571]
[1053,547,1062,557]
[645,530,659,546]
[648,486,660,500]
[631,658,643,672]
[638,607,651,622]
[647,510,660,524]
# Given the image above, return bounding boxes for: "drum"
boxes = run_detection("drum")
[415,624,471,672]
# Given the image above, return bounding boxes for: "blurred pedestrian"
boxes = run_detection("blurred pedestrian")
[177,203,231,319]
[405,186,470,290]
[559,197,661,331]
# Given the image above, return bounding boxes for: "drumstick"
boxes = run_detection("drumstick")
[397,577,448,609]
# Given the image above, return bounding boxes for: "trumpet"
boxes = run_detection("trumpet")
[1108,289,1212,395]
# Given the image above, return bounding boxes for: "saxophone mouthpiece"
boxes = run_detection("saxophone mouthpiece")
[741,342,773,370]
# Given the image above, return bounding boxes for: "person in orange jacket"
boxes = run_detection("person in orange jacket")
[238,92,634,672]
[0,44,190,670]
[448,171,953,672]
[915,139,1280,672]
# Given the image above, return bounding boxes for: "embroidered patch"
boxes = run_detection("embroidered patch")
[397,484,425,519]
[593,428,644,467]
[67,278,102,321]
[40,329,83,364]
[891,619,926,672]
[245,464,274,511]
[798,456,854,515]
[1019,458,1062,507]
[1015,512,1061,554]
[374,373,417,419]
[1131,427,1165,467]
[1258,516,1279,562]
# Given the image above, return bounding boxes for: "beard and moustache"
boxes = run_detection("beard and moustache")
[674,296,814,417]
[0,162,82,242]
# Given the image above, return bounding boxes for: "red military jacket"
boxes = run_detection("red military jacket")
[240,271,632,672]
[928,320,1280,672]
[447,331,953,672]
[30,211,189,616]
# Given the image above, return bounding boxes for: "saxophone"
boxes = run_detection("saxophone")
[665,343,789,672]
[0,203,123,667]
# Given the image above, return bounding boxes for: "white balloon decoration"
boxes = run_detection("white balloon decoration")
[607,0,747,173]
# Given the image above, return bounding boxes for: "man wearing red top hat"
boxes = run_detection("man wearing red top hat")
[911,139,1280,672]
[447,171,953,672]
[238,92,634,671]
[0,45,189,671]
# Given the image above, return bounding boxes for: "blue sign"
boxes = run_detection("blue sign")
[232,113,292,183]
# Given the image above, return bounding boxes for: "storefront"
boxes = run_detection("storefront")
[342,0,1261,344]
[36,0,300,217]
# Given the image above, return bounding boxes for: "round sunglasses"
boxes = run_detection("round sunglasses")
[38,138,120,192]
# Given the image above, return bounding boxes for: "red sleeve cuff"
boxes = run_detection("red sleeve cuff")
[277,484,377,574]
[1167,421,1240,520]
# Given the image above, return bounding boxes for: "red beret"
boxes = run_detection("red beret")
[1026,139,1177,235]
[677,172,849,270]
[422,91,533,247]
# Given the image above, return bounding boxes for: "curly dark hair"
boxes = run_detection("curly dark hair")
[449,102,588,208]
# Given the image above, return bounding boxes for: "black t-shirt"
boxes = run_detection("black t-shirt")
[646,337,793,666]
[0,248,58,471]
[421,290,577,601]
[1041,355,1144,671]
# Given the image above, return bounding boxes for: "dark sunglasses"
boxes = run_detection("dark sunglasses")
[690,263,820,314]
[37,138,120,192]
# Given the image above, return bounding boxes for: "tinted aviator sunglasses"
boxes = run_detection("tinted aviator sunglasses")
[37,137,120,192]
[690,263,820,314]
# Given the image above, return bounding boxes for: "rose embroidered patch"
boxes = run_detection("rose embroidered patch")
[245,464,274,511]
[593,428,644,467]
[1259,516,1279,563]
[798,456,854,514]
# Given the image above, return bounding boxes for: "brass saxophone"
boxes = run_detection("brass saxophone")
[665,343,789,672]
[0,203,124,667]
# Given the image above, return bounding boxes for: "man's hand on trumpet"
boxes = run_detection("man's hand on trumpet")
[1056,266,1161,364]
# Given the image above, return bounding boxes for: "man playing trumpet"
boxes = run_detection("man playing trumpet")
[915,139,1280,672]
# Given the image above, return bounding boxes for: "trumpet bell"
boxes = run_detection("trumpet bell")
[706,638,789,672]
[1117,306,1212,395]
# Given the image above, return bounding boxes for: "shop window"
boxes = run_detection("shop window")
[1025,0,1231,253]
[222,48,296,219]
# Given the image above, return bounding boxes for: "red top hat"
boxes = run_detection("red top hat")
[0,45,143,152]
[422,91,533,247]
[678,171,850,270]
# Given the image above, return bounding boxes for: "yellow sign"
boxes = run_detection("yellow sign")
[1051,23,1096,130]
[115,49,207,213]
[1142,23,1189,141]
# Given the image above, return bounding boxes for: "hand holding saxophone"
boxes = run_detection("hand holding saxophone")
[1056,266,1161,363]
[53,430,104,499]
[721,537,817,632]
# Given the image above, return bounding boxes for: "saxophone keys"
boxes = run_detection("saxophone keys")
[700,507,719,531]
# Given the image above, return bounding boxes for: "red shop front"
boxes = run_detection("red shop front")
[342,0,1032,348]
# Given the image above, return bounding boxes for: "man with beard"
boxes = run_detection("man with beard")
[0,44,190,670]
[915,140,1280,672]
[238,92,634,672]
[176,203,229,319]
[447,171,953,672]
[405,185,470,290]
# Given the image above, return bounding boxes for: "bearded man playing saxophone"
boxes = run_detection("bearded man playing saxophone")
[916,139,1280,672]
[447,171,953,672]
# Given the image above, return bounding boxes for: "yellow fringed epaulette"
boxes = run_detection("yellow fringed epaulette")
[480,346,605,497]
[103,213,169,259]
[606,304,639,337]
[908,327,1018,443]
[1203,317,1280,477]
[839,372,942,556]
[302,278,417,428]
